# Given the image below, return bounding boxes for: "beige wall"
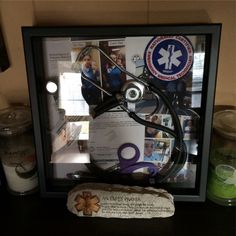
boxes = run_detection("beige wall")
[0,0,235,106]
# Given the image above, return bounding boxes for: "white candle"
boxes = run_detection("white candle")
[2,155,38,194]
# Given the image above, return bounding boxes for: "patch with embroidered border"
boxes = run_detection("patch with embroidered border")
[144,36,194,81]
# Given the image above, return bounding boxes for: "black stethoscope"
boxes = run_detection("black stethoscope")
[75,45,188,185]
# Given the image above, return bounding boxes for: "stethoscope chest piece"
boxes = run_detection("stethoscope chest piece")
[121,80,145,103]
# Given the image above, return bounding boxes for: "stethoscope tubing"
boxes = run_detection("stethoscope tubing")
[76,45,188,183]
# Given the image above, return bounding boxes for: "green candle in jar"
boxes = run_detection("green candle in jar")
[207,110,236,206]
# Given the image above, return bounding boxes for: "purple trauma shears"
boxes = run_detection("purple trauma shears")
[68,142,159,182]
[117,143,159,176]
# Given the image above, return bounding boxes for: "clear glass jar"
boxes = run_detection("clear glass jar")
[207,109,236,206]
[0,106,38,195]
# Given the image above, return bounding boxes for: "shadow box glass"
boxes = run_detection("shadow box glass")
[22,24,221,201]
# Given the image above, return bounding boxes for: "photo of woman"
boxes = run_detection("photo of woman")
[99,39,126,96]
[80,53,102,105]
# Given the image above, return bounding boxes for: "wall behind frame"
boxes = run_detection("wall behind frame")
[0,0,235,106]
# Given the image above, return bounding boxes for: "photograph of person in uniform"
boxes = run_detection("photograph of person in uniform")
[145,114,162,138]
[71,41,102,106]
[80,53,102,105]
[99,40,126,97]
[183,117,196,140]
[161,114,174,138]
[144,139,162,162]
[155,139,173,163]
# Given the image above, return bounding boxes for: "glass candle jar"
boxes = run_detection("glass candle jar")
[0,106,38,195]
[207,109,236,206]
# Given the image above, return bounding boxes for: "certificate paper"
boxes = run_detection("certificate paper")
[88,112,145,163]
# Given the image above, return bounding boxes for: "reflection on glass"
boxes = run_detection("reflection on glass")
[59,72,89,116]
[46,81,58,93]
[191,52,205,107]
[42,35,206,186]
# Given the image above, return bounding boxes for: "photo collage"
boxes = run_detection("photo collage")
[70,38,126,106]
[143,113,197,186]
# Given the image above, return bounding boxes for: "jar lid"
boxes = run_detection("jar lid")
[0,106,32,136]
[213,110,236,140]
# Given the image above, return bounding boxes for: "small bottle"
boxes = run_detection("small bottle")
[0,106,38,195]
[207,109,236,206]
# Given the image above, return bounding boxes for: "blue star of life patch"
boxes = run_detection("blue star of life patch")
[144,36,194,81]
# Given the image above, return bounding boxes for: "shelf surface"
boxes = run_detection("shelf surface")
[0,188,235,236]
